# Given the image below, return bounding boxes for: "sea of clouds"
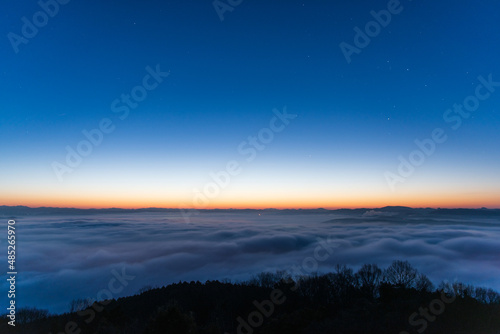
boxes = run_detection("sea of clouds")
[1,211,499,313]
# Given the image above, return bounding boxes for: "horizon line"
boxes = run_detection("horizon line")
[2,204,499,211]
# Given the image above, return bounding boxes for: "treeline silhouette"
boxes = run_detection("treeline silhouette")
[3,261,499,334]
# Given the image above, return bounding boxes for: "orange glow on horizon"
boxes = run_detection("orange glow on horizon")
[2,194,499,210]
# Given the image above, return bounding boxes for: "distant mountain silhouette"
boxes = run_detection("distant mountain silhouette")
[1,205,499,217]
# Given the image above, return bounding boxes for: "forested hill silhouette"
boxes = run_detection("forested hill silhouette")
[3,261,499,334]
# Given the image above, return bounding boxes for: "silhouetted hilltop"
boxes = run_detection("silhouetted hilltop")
[3,261,499,334]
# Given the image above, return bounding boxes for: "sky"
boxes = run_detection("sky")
[2,0,500,209]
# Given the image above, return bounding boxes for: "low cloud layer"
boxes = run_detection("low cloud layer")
[1,211,499,313]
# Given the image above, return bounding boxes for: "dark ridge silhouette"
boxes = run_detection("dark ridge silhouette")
[2,261,499,334]
[1,205,500,217]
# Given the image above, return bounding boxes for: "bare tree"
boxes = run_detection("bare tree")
[328,264,356,302]
[249,271,284,289]
[356,264,382,297]
[453,282,474,298]
[383,260,418,289]
[70,298,94,313]
[415,273,434,292]
[475,287,489,304]
[486,288,500,304]
[17,307,49,324]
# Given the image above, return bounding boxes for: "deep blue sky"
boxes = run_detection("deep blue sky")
[2,0,500,208]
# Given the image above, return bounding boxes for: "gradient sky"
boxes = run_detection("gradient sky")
[2,0,500,209]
